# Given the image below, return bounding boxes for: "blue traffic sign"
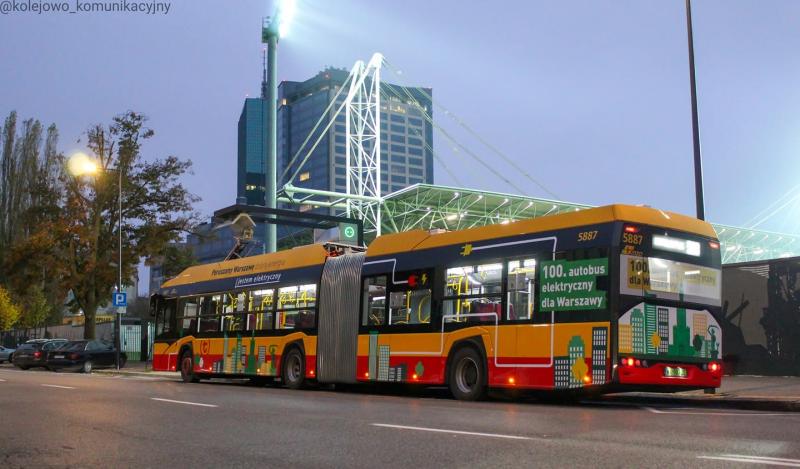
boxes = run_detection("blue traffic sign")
[113,292,127,307]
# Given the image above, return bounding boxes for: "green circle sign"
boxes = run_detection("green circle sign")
[343,226,356,239]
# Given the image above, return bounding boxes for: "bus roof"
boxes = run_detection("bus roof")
[366,204,717,258]
[160,243,329,290]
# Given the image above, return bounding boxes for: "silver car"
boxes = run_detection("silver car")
[0,345,15,363]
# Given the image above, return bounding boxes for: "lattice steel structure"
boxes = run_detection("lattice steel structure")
[345,53,384,237]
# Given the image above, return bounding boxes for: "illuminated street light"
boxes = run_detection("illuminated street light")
[260,0,298,253]
[67,151,125,371]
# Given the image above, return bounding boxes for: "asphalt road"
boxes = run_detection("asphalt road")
[1,364,799,468]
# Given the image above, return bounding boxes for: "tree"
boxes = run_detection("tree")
[0,112,66,325]
[60,111,198,338]
[0,285,21,331]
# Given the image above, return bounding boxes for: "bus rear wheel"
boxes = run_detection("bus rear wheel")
[282,348,305,390]
[449,347,487,401]
[180,351,199,383]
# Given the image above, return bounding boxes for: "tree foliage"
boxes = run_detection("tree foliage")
[0,285,21,331]
[60,111,198,338]
[0,112,66,328]
[0,110,198,339]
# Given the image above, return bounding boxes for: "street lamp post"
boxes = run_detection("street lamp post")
[68,153,124,370]
[685,0,705,220]
[261,0,296,254]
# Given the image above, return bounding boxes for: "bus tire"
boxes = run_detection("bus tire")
[180,350,199,383]
[448,346,487,401]
[282,348,305,390]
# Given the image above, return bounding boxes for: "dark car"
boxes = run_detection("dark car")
[12,339,68,370]
[46,340,126,373]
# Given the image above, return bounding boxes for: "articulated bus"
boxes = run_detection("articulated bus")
[151,204,722,400]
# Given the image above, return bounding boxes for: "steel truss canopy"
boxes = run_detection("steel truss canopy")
[378,184,799,264]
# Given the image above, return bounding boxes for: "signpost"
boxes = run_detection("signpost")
[112,292,127,370]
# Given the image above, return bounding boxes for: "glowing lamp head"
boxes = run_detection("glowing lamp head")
[709,362,719,372]
[277,0,296,38]
[67,152,98,176]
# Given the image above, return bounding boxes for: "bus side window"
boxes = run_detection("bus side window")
[157,299,177,336]
[179,297,199,336]
[198,295,220,332]
[507,259,537,321]
[251,288,275,330]
[362,276,387,326]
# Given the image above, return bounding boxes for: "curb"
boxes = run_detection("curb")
[601,393,800,412]
[93,369,180,379]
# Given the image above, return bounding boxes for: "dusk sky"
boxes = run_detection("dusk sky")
[1,0,799,235]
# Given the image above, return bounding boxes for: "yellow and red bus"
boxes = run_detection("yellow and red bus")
[152,204,723,400]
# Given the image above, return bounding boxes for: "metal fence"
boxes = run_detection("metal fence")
[1,321,153,363]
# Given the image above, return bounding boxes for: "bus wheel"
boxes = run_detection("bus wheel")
[282,348,305,390]
[449,347,487,401]
[180,351,199,383]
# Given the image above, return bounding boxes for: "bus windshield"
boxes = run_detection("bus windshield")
[620,227,721,307]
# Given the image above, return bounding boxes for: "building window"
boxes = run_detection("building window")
[391,155,406,164]
[391,164,405,174]
[335,177,346,186]
[408,147,423,156]
[390,124,405,134]
[408,137,422,146]
[391,144,406,154]
[409,157,423,166]
[408,117,423,127]
[391,134,405,144]
[335,167,346,175]
[409,167,423,176]
[335,124,345,133]
[391,174,406,184]
[390,114,405,123]
[299,172,311,182]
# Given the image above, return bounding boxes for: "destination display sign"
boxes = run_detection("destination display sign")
[539,258,608,311]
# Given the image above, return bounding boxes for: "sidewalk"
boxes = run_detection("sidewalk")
[604,375,800,412]
[93,361,179,379]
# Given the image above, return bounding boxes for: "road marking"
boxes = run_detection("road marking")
[371,423,532,440]
[643,406,795,417]
[698,455,800,467]
[151,397,218,408]
[41,384,75,389]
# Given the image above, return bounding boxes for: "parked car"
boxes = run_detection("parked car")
[46,340,126,373]
[12,339,68,370]
[0,345,15,363]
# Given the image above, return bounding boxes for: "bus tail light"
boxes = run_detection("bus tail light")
[508,376,515,385]
[582,375,592,384]
[622,357,635,367]
[709,241,720,249]
[624,225,639,234]
[709,362,720,372]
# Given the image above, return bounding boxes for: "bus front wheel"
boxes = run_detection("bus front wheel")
[448,347,487,401]
[282,348,305,390]
[180,351,199,383]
